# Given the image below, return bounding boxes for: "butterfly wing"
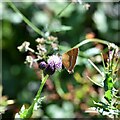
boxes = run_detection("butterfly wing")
[62,52,70,70]
[62,48,79,73]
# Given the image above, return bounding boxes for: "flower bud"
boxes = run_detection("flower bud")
[35,38,46,44]
[44,64,55,75]
[39,61,47,70]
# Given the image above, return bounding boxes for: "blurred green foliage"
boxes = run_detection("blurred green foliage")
[1,1,119,119]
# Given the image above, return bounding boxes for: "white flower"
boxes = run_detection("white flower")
[17,41,34,52]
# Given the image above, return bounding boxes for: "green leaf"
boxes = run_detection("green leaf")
[50,25,72,32]
[104,90,112,102]
[20,105,33,119]
[93,101,109,111]
[60,25,72,31]
[93,101,103,108]
[104,73,113,91]
[104,72,114,102]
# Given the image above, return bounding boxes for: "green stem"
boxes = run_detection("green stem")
[54,72,65,98]
[32,74,49,107]
[56,2,72,17]
[101,52,106,71]
[20,74,49,119]
[74,38,109,48]
[7,0,45,37]
[59,38,110,52]
[46,2,72,33]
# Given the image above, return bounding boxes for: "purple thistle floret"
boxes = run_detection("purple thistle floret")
[44,64,55,75]
[47,55,62,71]
[40,55,62,75]
[39,61,47,70]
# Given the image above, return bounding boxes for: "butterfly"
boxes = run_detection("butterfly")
[62,47,79,74]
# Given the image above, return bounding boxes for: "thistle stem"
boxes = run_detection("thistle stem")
[20,74,49,119]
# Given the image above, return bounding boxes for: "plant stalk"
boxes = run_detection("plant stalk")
[20,74,49,119]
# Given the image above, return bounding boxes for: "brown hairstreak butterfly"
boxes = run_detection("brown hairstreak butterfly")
[62,47,79,74]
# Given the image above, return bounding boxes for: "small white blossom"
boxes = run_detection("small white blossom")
[17,41,34,52]
[35,38,45,44]
[25,56,35,68]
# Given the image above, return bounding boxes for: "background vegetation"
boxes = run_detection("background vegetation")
[1,1,120,119]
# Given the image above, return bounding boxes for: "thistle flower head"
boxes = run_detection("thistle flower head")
[47,55,62,71]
